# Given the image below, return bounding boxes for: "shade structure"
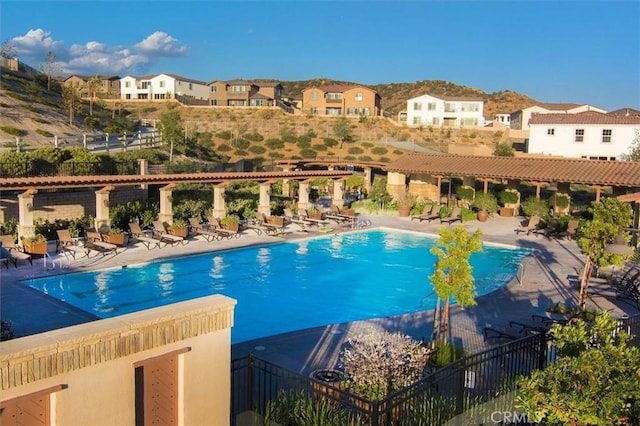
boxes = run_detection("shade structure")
[604,231,635,256]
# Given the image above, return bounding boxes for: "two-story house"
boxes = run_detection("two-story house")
[208,79,283,107]
[119,73,208,101]
[405,94,484,127]
[63,74,121,98]
[510,103,607,130]
[301,84,381,116]
[527,110,640,160]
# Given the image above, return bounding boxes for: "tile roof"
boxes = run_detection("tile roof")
[385,153,640,187]
[609,108,640,116]
[535,102,584,111]
[0,171,353,191]
[427,94,484,102]
[302,84,376,94]
[529,111,640,125]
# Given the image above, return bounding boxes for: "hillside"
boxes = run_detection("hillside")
[0,69,528,163]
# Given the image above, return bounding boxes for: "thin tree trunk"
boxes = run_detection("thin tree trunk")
[440,297,450,344]
[579,257,593,309]
[432,297,441,345]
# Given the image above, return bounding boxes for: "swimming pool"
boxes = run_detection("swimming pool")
[23,229,530,343]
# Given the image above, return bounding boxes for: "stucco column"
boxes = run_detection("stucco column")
[332,179,345,207]
[363,167,372,194]
[94,188,111,232]
[212,185,226,219]
[158,185,174,225]
[258,183,271,216]
[386,171,407,200]
[138,158,149,198]
[281,167,290,198]
[17,190,36,241]
[297,181,311,213]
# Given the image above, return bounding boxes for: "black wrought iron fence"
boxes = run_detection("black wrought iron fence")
[0,160,139,178]
[231,313,640,425]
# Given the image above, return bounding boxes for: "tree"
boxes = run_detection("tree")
[86,75,102,116]
[40,50,61,91]
[159,110,183,162]
[624,129,640,161]
[333,116,354,148]
[429,226,483,344]
[576,197,632,308]
[0,41,18,59]
[517,311,640,425]
[493,142,515,156]
[61,85,82,126]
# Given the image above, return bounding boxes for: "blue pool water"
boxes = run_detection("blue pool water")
[23,229,530,343]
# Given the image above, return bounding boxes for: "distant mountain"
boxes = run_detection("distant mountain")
[279,78,538,119]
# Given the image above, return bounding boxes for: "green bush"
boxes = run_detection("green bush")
[241,131,264,142]
[35,129,53,137]
[216,130,232,140]
[248,145,266,155]
[265,138,284,149]
[472,192,499,213]
[348,146,364,155]
[323,137,338,147]
[498,190,519,205]
[0,126,25,137]
[371,146,388,155]
[455,186,475,201]
[521,196,550,220]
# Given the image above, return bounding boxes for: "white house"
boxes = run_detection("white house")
[528,111,640,160]
[405,94,484,127]
[120,73,209,101]
[510,103,607,130]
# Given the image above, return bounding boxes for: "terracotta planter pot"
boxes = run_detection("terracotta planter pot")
[24,241,48,255]
[398,206,411,217]
[499,207,515,217]
[223,223,239,233]
[168,228,189,239]
[103,233,126,246]
[477,209,489,222]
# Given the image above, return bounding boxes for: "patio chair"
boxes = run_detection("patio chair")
[56,229,90,260]
[411,204,441,222]
[483,324,529,341]
[537,218,560,238]
[207,217,242,239]
[129,222,163,249]
[299,209,330,227]
[558,219,579,240]
[440,207,462,226]
[514,215,541,236]
[152,220,187,246]
[0,234,32,268]
[188,217,220,242]
[85,228,119,255]
[283,208,311,231]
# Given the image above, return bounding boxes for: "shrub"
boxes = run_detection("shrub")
[248,145,266,155]
[300,148,317,158]
[265,138,284,149]
[455,186,475,201]
[371,146,388,155]
[216,144,232,152]
[241,131,264,142]
[339,326,432,400]
[216,130,232,140]
[472,192,499,213]
[323,137,338,147]
[521,196,550,220]
[348,146,364,155]
[0,126,25,137]
[35,129,53,137]
[498,190,519,205]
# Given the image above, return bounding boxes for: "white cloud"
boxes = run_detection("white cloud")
[9,29,189,76]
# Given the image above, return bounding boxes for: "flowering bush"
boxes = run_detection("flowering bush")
[339,327,433,400]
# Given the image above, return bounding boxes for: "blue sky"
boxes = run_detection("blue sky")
[2,1,639,111]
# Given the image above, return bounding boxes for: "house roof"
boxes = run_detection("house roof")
[609,108,640,116]
[385,153,640,187]
[302,84,376,94]
[64,74,120,82]
[529,111,640,125]
[535,102,584,111]
[427,94,484,102]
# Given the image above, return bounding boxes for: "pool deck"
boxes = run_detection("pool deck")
[2,214,638,374]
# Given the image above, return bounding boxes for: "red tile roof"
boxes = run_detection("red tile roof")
[529,111,640,125]
[385,153,640,187]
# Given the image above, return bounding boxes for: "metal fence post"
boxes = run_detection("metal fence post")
[247,352,255,414]
[538,332,548,369]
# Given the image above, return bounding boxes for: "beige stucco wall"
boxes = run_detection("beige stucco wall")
[0,294,236,425]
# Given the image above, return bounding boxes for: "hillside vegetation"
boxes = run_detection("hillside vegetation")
[0,69,531,164]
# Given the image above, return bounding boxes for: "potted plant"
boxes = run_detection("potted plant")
[220,215,240,232]
[168,218,189,238]
[396,191,416,217]
[102,227,127,246]
[472,192,499,222]
[498,190,519,216]
[455,186,475,207]
[22,233,48,255]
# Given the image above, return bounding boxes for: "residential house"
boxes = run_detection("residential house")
[493,113,511,128]
[302,84,381,116]
[405,94,484,127]
[510,103,607,130]
[63,74,121,98]
[208,79,283,107]
[527,110,640,160]
[120,73,208,101]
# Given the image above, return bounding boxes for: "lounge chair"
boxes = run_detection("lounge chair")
[537,218,560,238]
[188,217,220,242]
[152,220,187,246]
[0,234,32,268]
[85,228,119,255]
[299,209,330,227]
[514,215,541,236]
[207,217,241,239]
[483,324,529,341]
[283,208,312,231]
[410,204,438,222]
[129,223,163,249]
[56,229,90,260]
[324,206,354,226]
[256,212,285,235]
[440,207,462,226]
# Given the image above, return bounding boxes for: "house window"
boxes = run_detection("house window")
[188,83,192,90]
[575,129,584,142]
[125,81,131,88]
[310,107,318,115]
[432,117,440,125]
[141,82,149,89]
[444,103,456,112]
[413,117,422,125]
[427,103,436,111]
[326,92,342,100]
[310,92,318,101]
[413,102,422,111]
[231,85,246,93]
[354,92,363,101]
[602,129,612,143]
[210,100,217,106]
[547,128,555,135]
[159,81,165,88]
[210,86,217,92]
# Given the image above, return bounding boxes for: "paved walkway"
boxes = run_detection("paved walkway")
[2,214,638,375]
